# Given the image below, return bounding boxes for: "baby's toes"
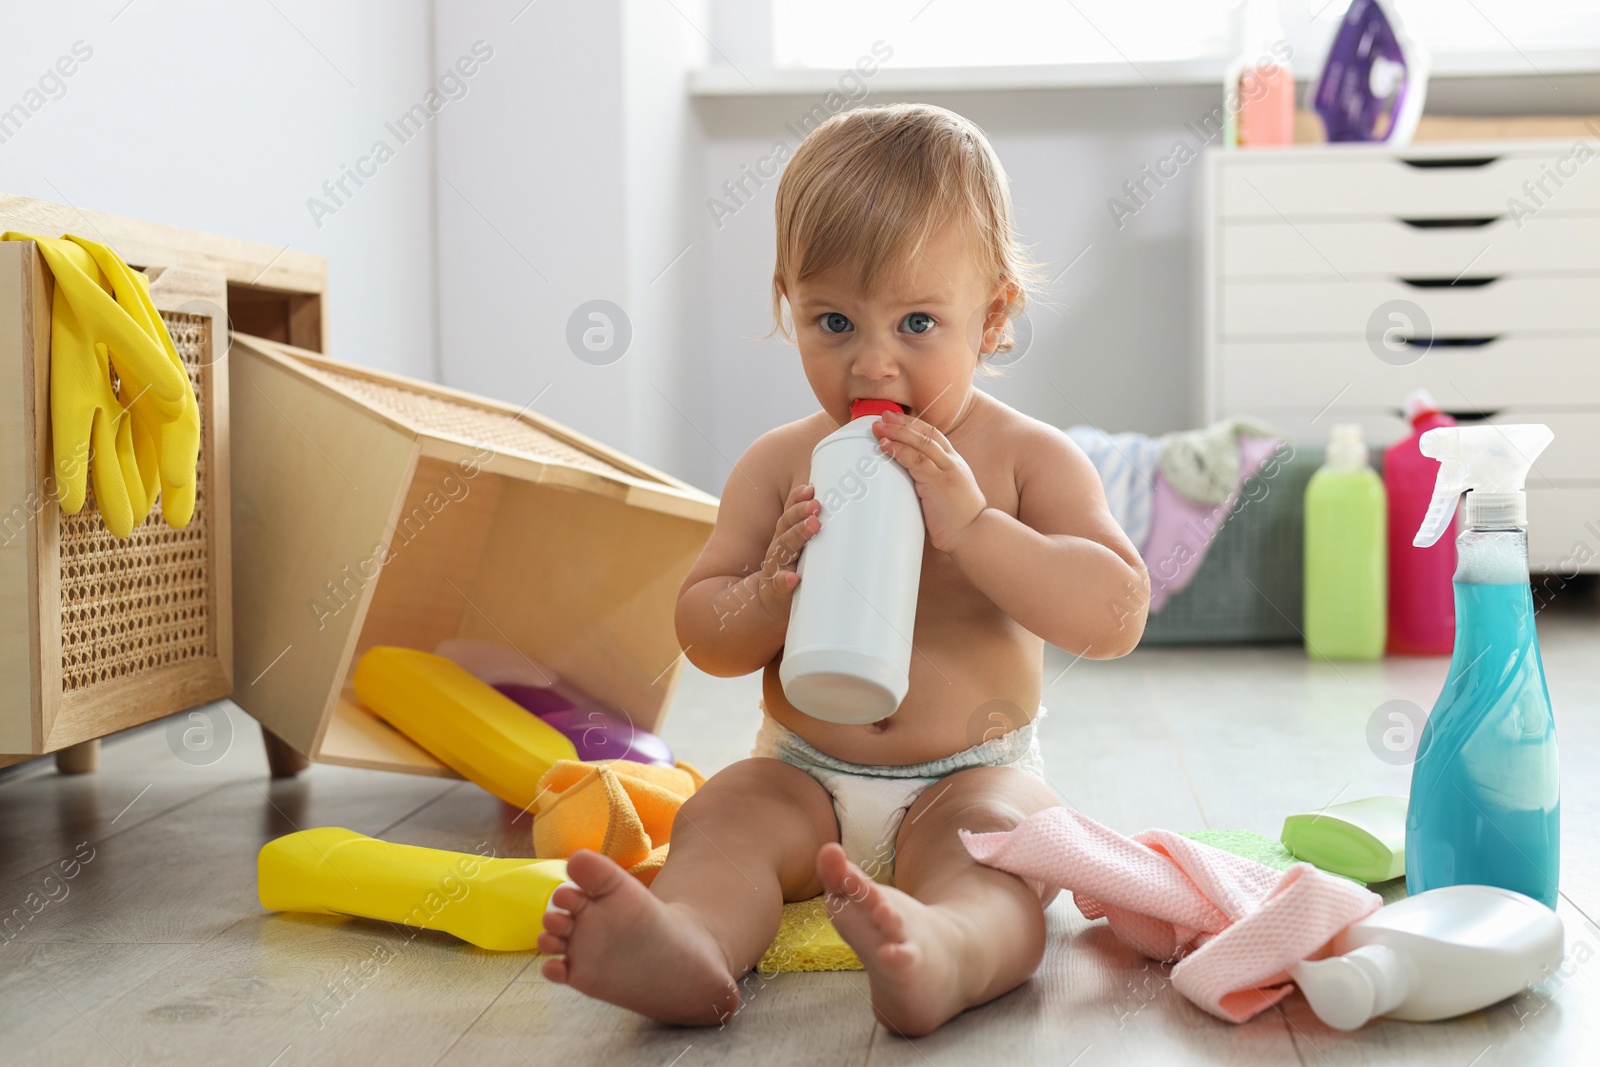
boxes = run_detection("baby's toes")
[537,929,568,955]
[542,909,574,937]
[540,955,570,983]
[871,898,906,942]
[549,882,588,912]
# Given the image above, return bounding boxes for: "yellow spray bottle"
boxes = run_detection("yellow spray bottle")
[258,827,568,951]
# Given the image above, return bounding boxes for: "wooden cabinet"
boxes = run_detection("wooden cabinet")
[0,246,234,763]
[1,193,324,770]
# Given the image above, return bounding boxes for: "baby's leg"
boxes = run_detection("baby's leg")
[538,757,838,1026]
[817,764,1059,1037]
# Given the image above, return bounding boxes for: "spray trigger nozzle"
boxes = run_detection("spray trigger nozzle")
[1413,424,1553,548]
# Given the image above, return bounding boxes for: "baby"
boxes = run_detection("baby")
[538,103,1150,1037]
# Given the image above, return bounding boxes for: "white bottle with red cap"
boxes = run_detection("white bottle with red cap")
[780,398,925,725]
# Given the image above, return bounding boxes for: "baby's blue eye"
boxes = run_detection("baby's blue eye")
[818,312,852,334]
[901,312,935,335]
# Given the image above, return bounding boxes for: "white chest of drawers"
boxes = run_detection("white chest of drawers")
[1201,139,1600,573]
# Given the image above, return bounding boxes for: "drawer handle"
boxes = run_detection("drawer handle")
[1399,217,1499,229]
[1400,156,1500,169]
[1402,335,1500,350]
[1399,276,1500,288]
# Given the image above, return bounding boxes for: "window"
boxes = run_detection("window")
[770,0,1600,70]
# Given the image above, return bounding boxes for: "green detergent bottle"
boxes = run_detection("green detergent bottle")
[1304,424,1386,660]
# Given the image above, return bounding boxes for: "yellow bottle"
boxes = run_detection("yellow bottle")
[258,827,568,952]
[353,646,578,811]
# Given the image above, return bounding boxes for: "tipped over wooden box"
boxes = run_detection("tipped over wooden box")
[227,334,719,778]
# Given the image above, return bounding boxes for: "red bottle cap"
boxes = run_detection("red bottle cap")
[849,397,907,420]
[1403,389,1441,427]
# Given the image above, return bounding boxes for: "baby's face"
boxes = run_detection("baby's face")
[785,219,1008,434]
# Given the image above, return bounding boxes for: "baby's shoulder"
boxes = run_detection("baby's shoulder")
[964,393,1066,460]
[734,411,835,494]
[966,396,1101,502]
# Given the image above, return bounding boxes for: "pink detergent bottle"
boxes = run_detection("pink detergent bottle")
[1385,390,1457,655]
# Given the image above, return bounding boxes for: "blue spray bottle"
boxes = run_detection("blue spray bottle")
[1406,424,1559,908]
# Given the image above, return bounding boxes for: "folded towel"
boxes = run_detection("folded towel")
[1064,419,1285,604]
[960,806,1382,1023]
[533,758,706,884]
[1158,416,1283,505]
[1065,426,1163,551]
[1143,434,1285,614]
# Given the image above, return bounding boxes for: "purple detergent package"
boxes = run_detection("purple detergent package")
[496,683,675,766]
[539,703,676,767]
[1311,0,1429,144]
[494,683,576,718]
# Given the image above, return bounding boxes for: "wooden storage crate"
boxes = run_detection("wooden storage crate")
[228,333,719,779]
[0,245,232,758]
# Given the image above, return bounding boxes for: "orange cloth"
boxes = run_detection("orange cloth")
[532,758,706,886]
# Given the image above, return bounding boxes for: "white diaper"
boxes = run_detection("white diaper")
[749,702,1056,906]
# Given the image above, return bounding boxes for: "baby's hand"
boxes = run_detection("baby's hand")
[752,482,820,625]
[872,410,987,553]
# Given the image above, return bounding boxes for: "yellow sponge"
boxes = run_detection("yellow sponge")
[353,646,578,812]
[759,896,862,973]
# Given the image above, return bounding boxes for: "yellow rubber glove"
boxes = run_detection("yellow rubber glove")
[2,231,200,537]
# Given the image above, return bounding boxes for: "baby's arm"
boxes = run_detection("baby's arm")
[946,420,1150,658]
[674,428,815,677]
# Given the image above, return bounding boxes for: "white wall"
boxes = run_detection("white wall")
[429,3,1600,497]
[0,0,438,380]
[7,2,1597,500]
[693,82,1224,480]
[432,0,710,478]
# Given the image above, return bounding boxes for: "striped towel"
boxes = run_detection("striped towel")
[1064,427,1162,552]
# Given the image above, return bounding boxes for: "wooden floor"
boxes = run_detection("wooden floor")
[3,603,1596,1066]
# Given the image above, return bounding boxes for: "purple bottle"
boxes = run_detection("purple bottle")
[496,685,673,766]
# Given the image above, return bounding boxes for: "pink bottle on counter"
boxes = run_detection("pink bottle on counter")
[1385,390,1457,655]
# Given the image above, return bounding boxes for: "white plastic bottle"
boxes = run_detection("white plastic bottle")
[779,398,924,725]
[1290,884,1564,1029]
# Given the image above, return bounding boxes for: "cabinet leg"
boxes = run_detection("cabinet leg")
[55,739,100,775]
[262,726,311,779]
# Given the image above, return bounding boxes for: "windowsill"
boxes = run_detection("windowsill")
[689,49,1600,97]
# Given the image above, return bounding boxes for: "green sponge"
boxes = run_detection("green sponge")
[1180,829,1299,871]
[1180,828,1367,885]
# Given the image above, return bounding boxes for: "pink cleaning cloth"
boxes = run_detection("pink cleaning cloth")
[960,806,1382,1023]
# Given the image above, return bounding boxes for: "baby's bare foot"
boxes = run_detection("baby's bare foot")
[538,849,740,1026]
[816,842,976,1038]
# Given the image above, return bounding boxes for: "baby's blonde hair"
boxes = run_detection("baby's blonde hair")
[768,103,1047,371]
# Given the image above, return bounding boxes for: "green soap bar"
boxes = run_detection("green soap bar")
[1280,795,1408,884]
